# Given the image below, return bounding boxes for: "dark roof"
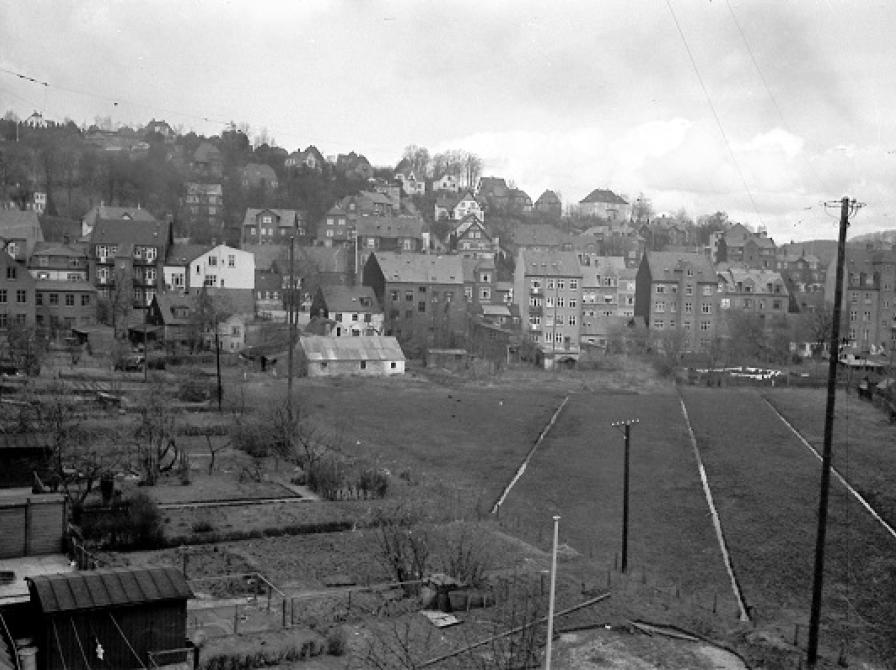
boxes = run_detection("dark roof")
[519,249,582,277]
[39,215,83,243]
[579,189,628,205]
[90,218,171,247]
[535,190,561,206]
[28,566,192,614]
[319,285,378,313]
[255,269,283,291]
[509,223,572,248]
[372,252,464,285]
[165,243,213,266]
[643,251,715,281]
[356,215,423,239]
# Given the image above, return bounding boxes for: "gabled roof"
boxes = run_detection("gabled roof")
[643,251,715,281]
[82,205,157,230]
[165,243,213,266]
[33,280,96,292]
[478,177,508,197]
[29,241,86,258]
[591,256,628,275]
[509,223,571,248]
[152,292,197,325]
[0,208,44,241]
[372,252,464,285]
[454,214,489,238]
[319,285,378,313]
[90,218,171,248]
[28,566,192,614]
[242,208,301,227]
[356,215,423,239]
[519,249,582,277]
[299,335,405,362]
[579,189,628,205]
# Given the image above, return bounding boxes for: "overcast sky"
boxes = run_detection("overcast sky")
[3,1,896,242]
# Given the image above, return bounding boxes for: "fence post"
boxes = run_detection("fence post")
[282,599,287,628]
[267,584,272,613]
[233,604,239,635]
[348,590,352,615]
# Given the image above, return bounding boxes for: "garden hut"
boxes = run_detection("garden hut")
[26,566,193,670]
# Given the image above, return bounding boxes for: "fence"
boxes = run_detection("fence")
[148,646,195,669]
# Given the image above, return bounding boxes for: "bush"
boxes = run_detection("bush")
[128,491,165,548]
[192,520,214,533]
[325,626,347,656]
[178,377,214,402]
[77,492,165,549]
[356,467,389,499]
[306,455,345,501]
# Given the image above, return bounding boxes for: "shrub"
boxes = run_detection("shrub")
[326,626,347,656]
[306,455,345,501]
[128,492,165,549]
[192,520,214,533]
[177,377,214,402]
[357,467,390,499]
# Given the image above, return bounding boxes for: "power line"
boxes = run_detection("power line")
[664,0,764,227]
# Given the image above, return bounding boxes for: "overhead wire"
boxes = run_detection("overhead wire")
[663,0,765,228]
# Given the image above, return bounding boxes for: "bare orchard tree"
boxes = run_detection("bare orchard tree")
[132,380,180,485]
[25,383,126,506]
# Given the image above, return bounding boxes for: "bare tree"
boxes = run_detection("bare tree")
[132,381,180,485]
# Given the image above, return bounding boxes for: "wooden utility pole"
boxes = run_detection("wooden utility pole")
[287,236,296,424]
[807,197,858,668]
[611,418,638,573]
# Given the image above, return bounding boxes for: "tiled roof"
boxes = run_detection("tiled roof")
[535,190,561,206]
[509,224,571,247]
[644,251,715,281]
[90,218,171,247]
[0,208,44,240]
[319,285,378,313]
[373,252,464,285]
[300,335,405,362]
[165,243,213,266]
[579,189,628,205]
[82,205,157,229]
[242,208,301,228]
[28,566,192,613]
[356,215,423,239]
[520,249,582,277]
[30,242,87,258]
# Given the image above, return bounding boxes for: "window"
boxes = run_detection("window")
[0,290,6,303]
[67,273,80,282]
[0,314,6,328]
[326,230,334,237]
[335,314,343,322]
[81,294,91,306]
[6,267,16,280]
[684,302,693,313]
[670,302,677,312]
[464,285,473,299]
[351,313,359,321]
[654,319,664,329]
[655,285,665,294]
[405,310,413,319]
[773,300,782,310]
[145,247,157,262]
[228,254,235,267]
[145,268,156,282]
[173,273,184,288]
[364,313,371,323]
[568,298,577,308]
[849,311,857,321]
[480,288,491,300]
[418,301,426,312]
[685,285,693,296]
[390,290,399,301]
[49,293,59,305]
[546,296,554,308]
[702,286,712,296]
[36,292,43,306]
[405,291,414,302]
[445,291,454,302]
[568,314,576,325]
[547,279,555,289]
[65,294,74,306]
[557,297,565,307]
[390,362,397,369]
[360,361,367,370]
[557,279,565,290]
[654,301,665,312]
[683,320,691,330]
[701,304,712,314]
[231,326,241,336]
[208,255,217,266]
[700,320,712,331]
[863,311,871,321]
[204,275,217,287]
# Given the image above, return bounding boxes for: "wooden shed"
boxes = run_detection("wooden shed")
[26,566,194,670]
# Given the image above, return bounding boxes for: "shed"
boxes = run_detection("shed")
[294,336,405,377]
[27,566,194,670]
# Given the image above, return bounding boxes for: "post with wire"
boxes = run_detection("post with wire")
[611,418,638,574]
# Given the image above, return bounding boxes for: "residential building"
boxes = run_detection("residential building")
[0,208,45,261]
[241,163,279,191]
[293,335,405,376]
[462,256,498,311]
[241,208,306,245]
[38,215,83,244]
[335,152,374,180]
[449,214,498,259]
[311,284,383,336]
[476,177,510,212]
[715,223,777,269]
[163,243,210,292]
[190,141,223,179]
[81,204,156,236]
[580,256,628,319]
[578,188,631,221]
[285,145,325,171]
[35,280,97,337]
[255,268,285,321]
[534,190,562,218]
[514,249,583,365]
[362,252,467,346]
[164,243,254,292]
[183,182,223,238]
[508,188,533,214]
[27,242,89,282]
[89,215,172,308]
[395,171,426,196]
[635,251,719,351]
[144,119,177,142]
[355,215,427,270]
[0,255,36,332]
[434,191,484,222]
[503,223,573,258]
[825,248,896,352]
[432,174,459,193]
[717,267,790,321]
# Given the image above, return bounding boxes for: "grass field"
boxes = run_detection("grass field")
[680,387,896,667]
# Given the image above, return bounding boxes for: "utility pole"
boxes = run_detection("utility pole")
[287,236,296,425]
[611,418,638,573]
[807,197,861,668]
[544,514,561,670]
[214,327,222,412]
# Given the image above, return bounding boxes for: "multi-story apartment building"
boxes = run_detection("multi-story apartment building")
[241,208,306,245]
[826,248,896,352]
[183,182,223,239]
[362,252,467,346]
[27,243,89,282]
[580,256,627,318]
[355,216,427,271]
[514,249,582,365]
[89,216,172,309]
[0,255,36,332]
[717,267,790,324]
[35,280,96,337]
[635,251,719,351]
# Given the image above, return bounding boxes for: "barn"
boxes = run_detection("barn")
[26,566,194,670]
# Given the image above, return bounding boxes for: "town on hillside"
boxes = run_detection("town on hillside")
[0,115,895,670]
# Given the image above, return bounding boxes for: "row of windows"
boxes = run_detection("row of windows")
[35,293,92,307]
[656,283,712,297]
[652,319,712,331]
[0,313,27,328]
[530,278,580,290]
[335,312,373,323]
[206,255,237,268]
[0,290,27,303]
[654,301,712,314]
[529,314,578,326]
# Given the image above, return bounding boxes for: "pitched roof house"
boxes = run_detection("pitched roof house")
[535,190,562,218]
[578,189,630,221]
[311,284,383,336]
[0,208,45,260]
[241,208,306,245]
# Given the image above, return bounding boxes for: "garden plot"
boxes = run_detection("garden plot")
[680,387,896,666]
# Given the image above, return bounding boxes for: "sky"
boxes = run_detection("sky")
[3,0,896,243]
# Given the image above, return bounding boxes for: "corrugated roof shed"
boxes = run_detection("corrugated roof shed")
[300,335,405,362]
[28,566,192,614]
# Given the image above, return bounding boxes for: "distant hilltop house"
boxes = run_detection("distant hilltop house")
[144,118,177,142]
[432,174,460,193]
[578,189,631,221]
[241,208,307,245]
[285,145,325,172]
[395,171,426,196]
[335,152,374,180]
[535,190,562,218]
[434,191,484,222]
[242,162,279,191]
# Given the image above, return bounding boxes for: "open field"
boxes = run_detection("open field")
[763,387,896,525]
[681,387,896,667]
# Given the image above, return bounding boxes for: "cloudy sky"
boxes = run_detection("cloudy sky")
[3,1,896,242]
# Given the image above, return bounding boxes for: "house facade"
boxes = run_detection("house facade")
[362,252,467,346]
[514,249,583,364]
[183,182,224,238]
[35,280,97,337]
[355,215,426,270]
[432,174,459,193]
[826,248,896,352]
[635,251,719,351]
[534,190,562,218]
[578,188,630,221]
[311,285,383,336]
[450,214,498,258]
[0,255,36,332]
[164,243,255,292]
[27,243,89,282]
[241,208,306,245]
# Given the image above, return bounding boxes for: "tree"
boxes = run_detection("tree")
[796,304,834,356]
[401,145,431,177]
[630,193,654,224]
[462,152,483,189]
[132,380,180,485]
[3,322,45,375]
[100,264,134,338]
[695,211,730,246]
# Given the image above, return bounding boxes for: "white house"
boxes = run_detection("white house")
[164,243,255,292]
[432,174,459,193]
